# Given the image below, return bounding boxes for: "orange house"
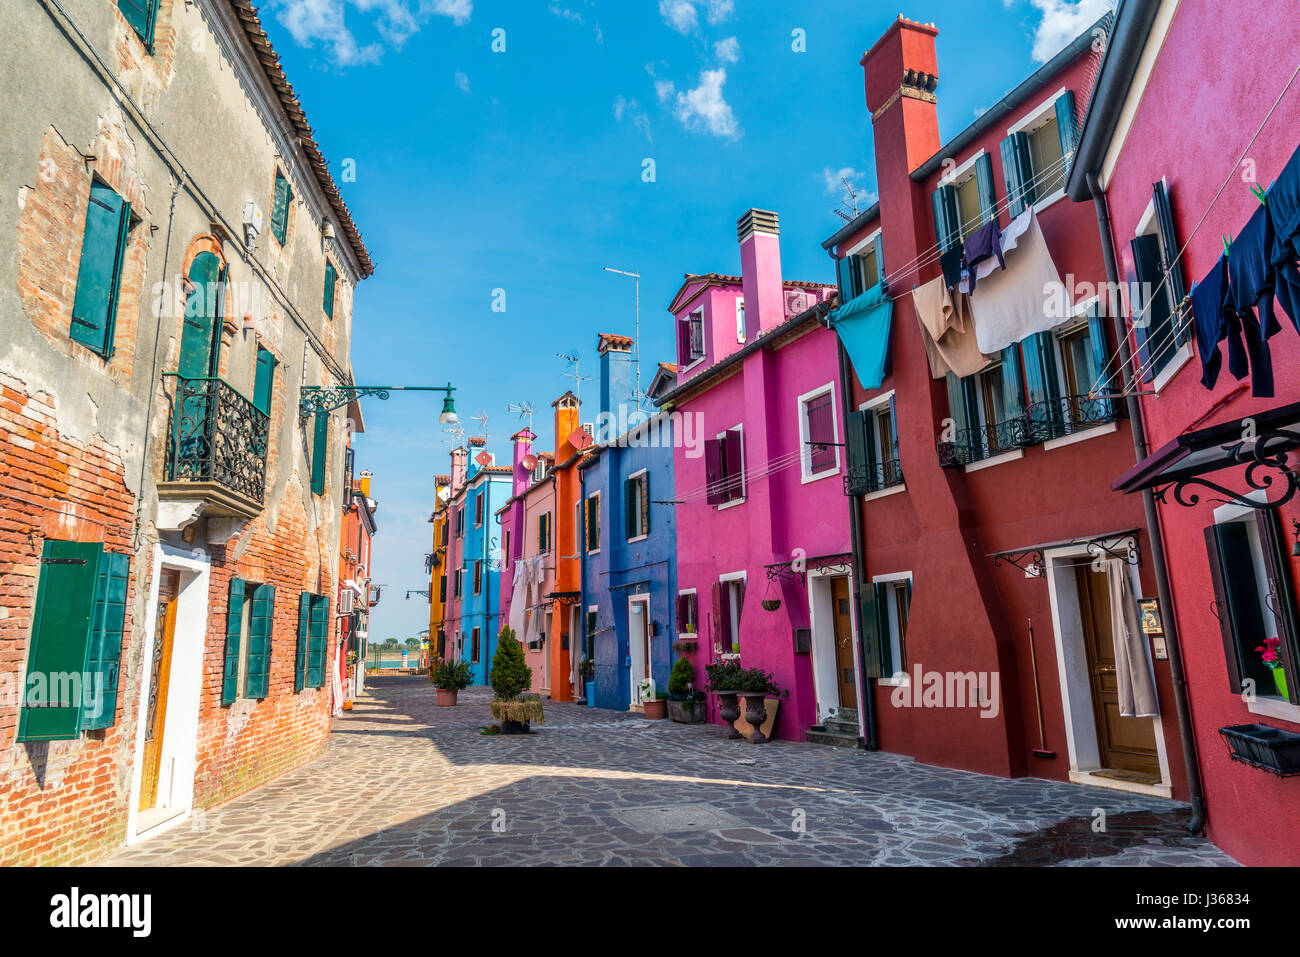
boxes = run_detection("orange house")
[547,390,593,701]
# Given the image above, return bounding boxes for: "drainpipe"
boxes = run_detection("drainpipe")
[1087,171,1206,835]
[836,333,878,750]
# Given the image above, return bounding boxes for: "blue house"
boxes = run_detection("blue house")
[579,335,677,711]
[454,440,512,685]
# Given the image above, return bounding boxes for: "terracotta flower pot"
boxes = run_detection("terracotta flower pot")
[644,699,667,720]
[436,688,458,707]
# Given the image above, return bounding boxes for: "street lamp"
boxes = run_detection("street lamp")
[439,393,459,425]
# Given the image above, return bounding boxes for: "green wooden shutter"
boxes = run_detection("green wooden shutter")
[323,263,338,321]
[836,256,855,303]
[117,0,157,46]
[222,578,245,705]
[1022,331,1063,442]
[81,550,129,730]
[857,579,887,678]
[845,408,870,485]
[311,412,328,494]
[270,172,291,245]
[1204,523,1271,694]
[308,595,329,688]
[872,233,886,287]
[1085,304,1114,419]
[640,473,650,536]
[295,591,310,692]
[18,541,102,741]
[246,584,275,699]
[71,182,131,358]
[931,186,959,253]
[1000,133,1036,219]
[1131,233,1174,380]
[975,153,998,224]
[1055,91,1078,179]
[253,347,276,415]
[623,478,636,539]
[1151,181,1188,326]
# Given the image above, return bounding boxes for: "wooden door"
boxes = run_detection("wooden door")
[1075,564,1159,775]
[832,578,856,708]
[139,572,180,811]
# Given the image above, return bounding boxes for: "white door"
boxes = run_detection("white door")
[628,596,648,708]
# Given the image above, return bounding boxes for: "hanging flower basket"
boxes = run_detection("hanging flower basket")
[761,598,781,612]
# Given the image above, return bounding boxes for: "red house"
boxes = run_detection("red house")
[1067,0,1300,865]
[822,13,1193,801]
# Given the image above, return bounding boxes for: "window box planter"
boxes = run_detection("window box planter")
[1219,723,1300,777]
[667,696,706,724]
[672,639,698,653]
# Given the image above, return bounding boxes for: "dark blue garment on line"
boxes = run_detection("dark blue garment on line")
[1191,256,1229,389]
[1225,205,1286,397]
[961,220,1004,293]
[1267,141,1300,256]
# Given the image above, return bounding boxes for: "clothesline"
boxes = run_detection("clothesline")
[1086,58,1300,398]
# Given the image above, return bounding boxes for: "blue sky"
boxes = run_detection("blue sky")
[262,0,1111,643]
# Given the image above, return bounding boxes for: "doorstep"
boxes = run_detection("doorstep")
[1069,768,1172,799]
[133,806,189,841]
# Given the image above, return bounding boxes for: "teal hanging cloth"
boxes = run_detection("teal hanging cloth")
[831,284,893,389]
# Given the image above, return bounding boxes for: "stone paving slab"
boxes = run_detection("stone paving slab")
[100,677,1238,867]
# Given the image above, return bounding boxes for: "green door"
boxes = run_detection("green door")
[176,252,225,471]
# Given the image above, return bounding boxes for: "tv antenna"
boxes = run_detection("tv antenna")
[441,423,466,446]
[507,400,534,434]
[832,175,860,224]
[602,266,648,409]
[470,409,490,447]
[556,352,592,404]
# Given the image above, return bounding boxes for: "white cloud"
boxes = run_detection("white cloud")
[1010,0,1113,63]
[272,0,471,67]
[672,68,740,139]
[454,70,471,93]
[713,36,740,63]
[613,96,652,141]
[658,0,697,34]
[548,3,583,24]
[654,79,676,103]
[705,0,733,24]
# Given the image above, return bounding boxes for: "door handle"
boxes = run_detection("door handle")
[1096,666,1116,674]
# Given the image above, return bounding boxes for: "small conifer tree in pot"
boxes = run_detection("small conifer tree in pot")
[489,626,543,733]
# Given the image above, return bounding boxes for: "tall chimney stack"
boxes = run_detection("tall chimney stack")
[738,209,784,339]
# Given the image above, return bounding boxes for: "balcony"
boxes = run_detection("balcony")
[938,394,1123,469]
[158,375,269,522]
[844,458,904,496]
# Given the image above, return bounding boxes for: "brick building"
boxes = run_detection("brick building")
[0,0,371,863]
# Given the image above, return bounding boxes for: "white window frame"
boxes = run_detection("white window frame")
[872,571,913,687]
[735,297,746,344]
[858,392,907,502]
[715,423,746,510]
[1044,295,1120,451]
[1006,87,1069,213]
[1132,181,1194,393]
[677,587,698,637]
[627,468,649,543]
[798,383,841,484]
[844,227,883,296]
[681,307,706,373]
[718,571,747,656]
[939,149,988,241]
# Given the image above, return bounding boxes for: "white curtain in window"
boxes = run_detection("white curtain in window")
[1106,559,1159,718]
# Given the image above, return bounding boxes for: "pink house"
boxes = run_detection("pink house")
[656,209,848,742]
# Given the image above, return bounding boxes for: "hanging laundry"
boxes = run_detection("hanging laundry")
[912,276,990,378]
[832,285,894,389]
[960,219,1005,293]
[1226,205,1286,396]
[967,210,1067,354]
[1268,141,1300,261]
[974,208,1032,283]
[940,243,965,291]
[1190,255,1229,389]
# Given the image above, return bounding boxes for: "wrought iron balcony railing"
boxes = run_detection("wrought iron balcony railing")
[938,394,1123,469]
[844,458,905,496]
[163,375,269,508]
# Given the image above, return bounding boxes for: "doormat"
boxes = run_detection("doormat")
[1089,768,1162,786]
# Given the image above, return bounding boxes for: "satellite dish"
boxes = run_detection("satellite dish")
[568,428,593,450]
[521,453,538,471]
[474,450,493,467]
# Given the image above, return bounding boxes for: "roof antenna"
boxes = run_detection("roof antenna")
[556,352,592,404]
[832,175,860,224]
[471,409,490,449]
[507,400,534,435]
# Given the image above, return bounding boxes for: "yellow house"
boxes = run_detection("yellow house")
[428,474,451,661]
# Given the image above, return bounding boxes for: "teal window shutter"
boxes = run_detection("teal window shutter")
[81,550,130,730]
[1023,331,1063,440]
[836,256,855,302]
[845,408,870,475]
[117,0,157,48]
[253,347,276,415]
[1151,181,1188,325]
[270,172,291,245]
[311,412,328,495]
[975,153,998,224]
[931,186,958,253]
[1055,91,1078,178]
[71,181,131,358]
[857,579,887,678]
[308,595,330,688]
[222,578,245,705]
[872,233,886,287]
[295,592,310,692]
[1000,133,1036,218]
[246,584,275,699]
[323,262,338,320]
[1085,303,1114,419]
[18,542,102,741]
[1130,233,1174,380]
[999,345,1026,413]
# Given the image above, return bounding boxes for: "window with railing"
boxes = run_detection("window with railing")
[845,394,904,496]
[164,374,270,504]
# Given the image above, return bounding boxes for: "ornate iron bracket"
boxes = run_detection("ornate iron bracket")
[991,549,1045,577]
[1082,535,1142,567]
[764,552,853,585]
[299,383,456,416]
[1152,430,1300,510]
[546,591,582,608]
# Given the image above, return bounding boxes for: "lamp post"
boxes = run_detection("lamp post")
[299,383,459,422]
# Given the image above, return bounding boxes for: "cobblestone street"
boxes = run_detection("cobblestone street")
[101,677,1237,867]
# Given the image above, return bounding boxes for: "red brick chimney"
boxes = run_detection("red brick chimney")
[861,17,941,180]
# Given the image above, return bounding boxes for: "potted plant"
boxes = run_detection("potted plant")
[1256,637,1289,698]
[733,667,779,743]
[705,660,745,740]
[488,626,543,733]
[580,655,597,708]
[431,659,473,706]
[667,657,705,724]
[644,690,668,720]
